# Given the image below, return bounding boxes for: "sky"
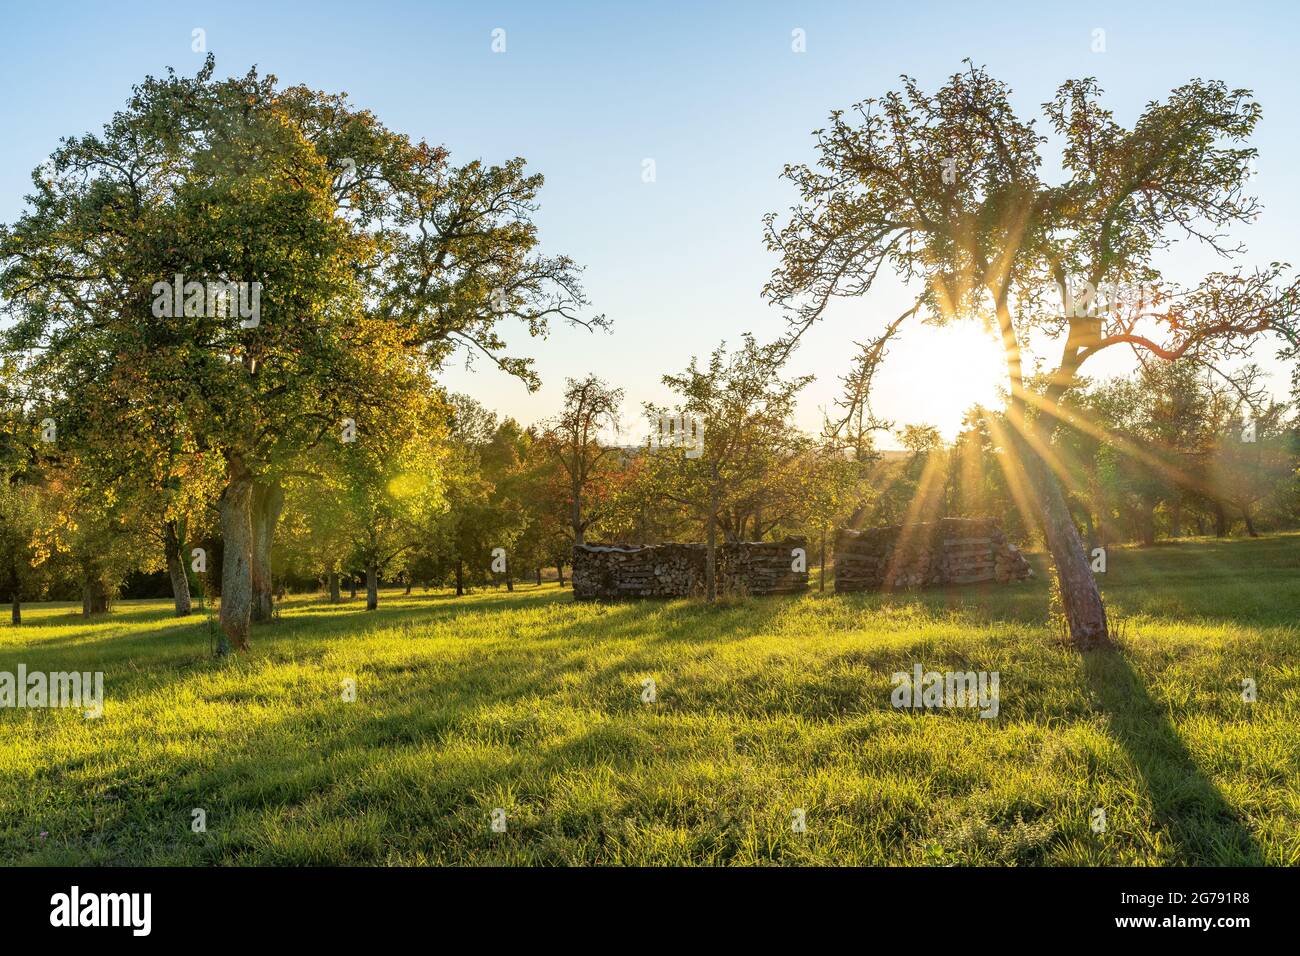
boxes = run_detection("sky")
[1,1,1297,445]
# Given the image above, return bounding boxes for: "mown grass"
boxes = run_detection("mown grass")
[1,533,1297,866]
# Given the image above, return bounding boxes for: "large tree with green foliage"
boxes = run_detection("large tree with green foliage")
[1,58,602,651]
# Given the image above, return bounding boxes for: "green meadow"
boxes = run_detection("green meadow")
[1,534,1297,866]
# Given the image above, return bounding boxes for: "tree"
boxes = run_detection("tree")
[0,474,45,624]
[35,453,154,616]
[648,335,812,601]
[278,470,352,603]
[0,61,368,648]
[1211,400,1294,536]
[1,59,603,652]
[764,63,1300,648]
[339,392,447,611]
[0,375,47,623]
[541,375,623,546]
[423,395,525,596]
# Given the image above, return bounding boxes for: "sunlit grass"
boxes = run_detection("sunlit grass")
[1,533,1297,865]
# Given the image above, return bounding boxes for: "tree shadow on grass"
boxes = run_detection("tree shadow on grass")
[1084,648,1263,865]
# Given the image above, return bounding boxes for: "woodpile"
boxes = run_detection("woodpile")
[718,538,810,596]
[572,538,809,600]
[834,518,1032,592]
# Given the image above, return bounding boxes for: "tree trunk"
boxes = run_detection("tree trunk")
[11,597,20,626]
[404,578,412,595]
[455,560,464,596]
[1035,461,1109,649]
[536,567,543,587]
[1214,502,1229,537]
[366,564,378,610]
[81,572,112,616]
[556,562,564,587]
[349,576,358,599]
[819,524,826,592]
[163,520,192,617]
[997,289,1109,650]
[1169,499,1183,539]
[1140,501,1156,547]
[572,479,585,547]
[250,480,284,623]
[217,461,254,654]
[327,570,341,604]
[705,489,719,602]
[1243,507,1259,538]
[1013,407,1109,650]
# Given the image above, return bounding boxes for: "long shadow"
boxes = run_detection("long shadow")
[1083,649,1263,865]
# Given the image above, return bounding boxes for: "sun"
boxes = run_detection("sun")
[909,321,1009,439]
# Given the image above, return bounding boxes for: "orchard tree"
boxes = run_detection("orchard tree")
[479,418,538,590]
[0,471,46,624]
[541,375,624,546]
[1,59,603,652]
[0,61,366,648]
[648,335,812,601]
[0,374,47,623]
[1211,400,1294,536]
[35,453,154,616]
[278,469,353,603]
[764,63,1300,648]
[428,395,523,596]
[340,399,447,611]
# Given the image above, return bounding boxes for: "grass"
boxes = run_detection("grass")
[1,533,1298,866]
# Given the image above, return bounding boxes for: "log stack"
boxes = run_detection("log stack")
[572,538,808,600]
[834,517,1032,592]
[718,538,809,596]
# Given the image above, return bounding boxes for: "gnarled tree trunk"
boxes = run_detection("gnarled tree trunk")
[1028,440,1110,649]
[327,570,341,603]
[218,459,254,654]
[163,520,192,617]
[1000,293,1109,650]
[251,480,284,623]
[366,564,378,611]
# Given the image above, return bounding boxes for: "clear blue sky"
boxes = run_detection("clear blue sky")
[2,1,1297,442]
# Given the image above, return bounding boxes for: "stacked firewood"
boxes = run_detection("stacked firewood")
[718,538,809,596]
[572,538,808,600]
[571,543,705,599]
[834,517,1032,592]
